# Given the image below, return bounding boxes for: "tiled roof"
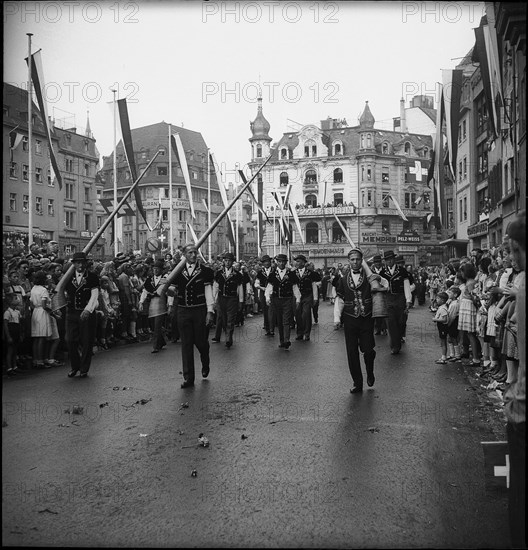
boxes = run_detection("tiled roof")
[3,82,48,137]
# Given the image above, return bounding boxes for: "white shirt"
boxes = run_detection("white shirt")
[186,263,195,276]
[298,268,305,278]
[224,268,232,278]
[277,268,286,280]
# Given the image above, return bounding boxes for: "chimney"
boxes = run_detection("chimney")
[400,98,407,133]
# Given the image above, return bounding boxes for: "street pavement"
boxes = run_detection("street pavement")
[2,301,509,547]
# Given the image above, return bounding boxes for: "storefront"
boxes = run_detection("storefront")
[3,225,47,257]
[467,220,489,251]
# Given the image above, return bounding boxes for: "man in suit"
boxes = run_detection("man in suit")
[254,255,275,336]
[293,254,319,341]
[265,254,300,350]
[65,252,100,378]
[139,258,168,353]
[212,252,244,348]
[379,250,412,354]
[334,248,388,393]
[172,244,215,388]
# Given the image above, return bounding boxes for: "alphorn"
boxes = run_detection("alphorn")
[158,154,273,308]
[51,150,163,312]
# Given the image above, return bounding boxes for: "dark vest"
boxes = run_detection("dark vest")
[336,267,372,318]
[256,267,274,288]
[65,271,99,311]
[174,264,214,307]
[380,265,409,295]
[268,269,299,298]
[295,269,317,297]
[214,269,242,298]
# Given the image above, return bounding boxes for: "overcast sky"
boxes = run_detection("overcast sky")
[4,0,484,183]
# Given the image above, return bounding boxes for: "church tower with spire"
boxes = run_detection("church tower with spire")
[249,97,272,161]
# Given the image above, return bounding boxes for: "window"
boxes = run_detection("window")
[84,214,91,231]
[333,168,343,183]
[163,187,170,199]
[177,188,186,199]
[66,182,74,200]
[462,120,467,140]
[23,164,29,181]
[403,219,412,231]
[65,134,72,145]
[382,171,389,183]
[256,145,262,158]
[35,197,42,214]
[367,190,373,207]
[361,166,365,181]
[47,168,54,186]
[65,211,75,228]
[306,222,319,243]
[304,140,316,157]
[192,171,198,180]
[463,157,467,179]
[423,147,429,157]
[22,136,28,151]
[332,221,346,243]
[179,210,186,221]
[367,167,372,181]
[84,187,90,202]
[459,199,463,222]
[381,219,390,234]
[65,159,73,172]
[458,162,463,181]
[304,170,317,185]
[447,198,454,228]
[382,192,390,208]
[305,194,317,208]
[280,148,288,160]
[157,166,168,176]
[97,216,102,229]
[36,140,42,154]
[189,151,194,161]
[366,134,372,148]
[312,145,317,157]
[84,163,90,177]
[334,193,343,206]
[280,172,289,186]
[35,167,42,183]
[9,193,16,211]
[404,142,411,155]
[477,141,488,182]
[476,94,488,135]
[463,197,467,221]
[23,195,29,212]
[458,125,462,144]
[404,192,417,209]
[10,162,18,178]
[334,143,342,155]
[424,193,431,207]
[84,140,89,153]
[162,209,169,222]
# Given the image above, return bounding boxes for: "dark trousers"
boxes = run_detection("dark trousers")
[296,294,314,336]
[374,317,387,333]
[507,421,526,549]
[66,310,97,374]
[215,296,238,343]
[151,313,167,350]
[177,306,209,383]
[416,283,426,305]
[272,296,293,344]
[312,299,319,323]
[343,314,376,388]
[386,293,406,352]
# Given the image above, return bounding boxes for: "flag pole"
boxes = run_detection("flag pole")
[207,149,211,261]
[169,123,173,255]
[27,33,33,248]
[112,89,118,256]
[235,192,239,261]
[273,207,276,258]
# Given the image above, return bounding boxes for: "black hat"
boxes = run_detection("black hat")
[113,252,128,264]
[372,255,382,262]
[347,247,363,258]
[153,259,165,269]
[275,254,287,262]
[383,250,396,260]
[293,254,307,263]
[223,252,235,261]
[261,255,271,262]
[72,252,88,263]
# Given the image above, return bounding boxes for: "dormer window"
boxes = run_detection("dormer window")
[333,142,343,156]
[280,147,288,159]
[423,147,428,157]
[382,142,389,155]
[304,139,316,158]
[256,144,262,158]
[404,142,411,155]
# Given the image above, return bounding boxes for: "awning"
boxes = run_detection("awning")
[439,238,469,245]
[3,225,47,239]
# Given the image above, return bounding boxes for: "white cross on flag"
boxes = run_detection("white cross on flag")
[407,160,429,182]
[481,441,509,493]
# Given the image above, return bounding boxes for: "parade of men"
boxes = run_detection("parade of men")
[4,4,525,547]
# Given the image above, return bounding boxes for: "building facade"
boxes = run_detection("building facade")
[3,83,100,257]
[98,121,228,259]
[248,98,440,267]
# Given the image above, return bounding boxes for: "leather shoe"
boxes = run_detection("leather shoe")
[211,337,220,343]
[202,367,210,378]
[181,381,194,388]
[350,386,363,394]
[225,341,232,349]
[367,374,375,387]
[151,349,159,354]
[295,335,304,341]
[304,335,310,341]
[278,343,285,348]
[79,372,88,378]
[283,341,291,349]
[67,370,78,378]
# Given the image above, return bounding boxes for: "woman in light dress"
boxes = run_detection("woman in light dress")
[29,270,52,369]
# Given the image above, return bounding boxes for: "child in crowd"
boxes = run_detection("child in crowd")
[446,286,461,361]
[3,294,22,375]
[433,291,450,364]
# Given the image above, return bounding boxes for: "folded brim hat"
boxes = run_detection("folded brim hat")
[275,254,287,261]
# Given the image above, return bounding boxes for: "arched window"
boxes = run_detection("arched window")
[304,139,316,158]
[306,222,319,243]
[332,221,346,243]
[366,134,372,148]
[423,147,428,157]
[280,148,288,160]
[361,135,365,149]
[382,142,389,154]
[334,193,343,206]
[404,142,411,155]
[280,172,289,186]
[305,194,317,208]
[304,170,317,185]
[333,142,342,155]
[333,168,343,183]
[256,144,262,158]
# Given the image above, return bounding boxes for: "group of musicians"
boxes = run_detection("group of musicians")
[61,244,412,392]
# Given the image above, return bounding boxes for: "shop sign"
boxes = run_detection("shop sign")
[467,220,488,237]
[362,234,397,243]
[397,230,421,243]
[398,246,418,252]
[309,247,345,256]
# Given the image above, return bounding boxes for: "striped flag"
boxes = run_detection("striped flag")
[441,69,464,178]
[237,170,271,224]
[151,188,163,230]
[288,203,304,245]
[25,50,62,189]
[321,179,330,238]
[116,98,150,230]
[388,194,408,222]
[9,126,23,163]
[171,133,195,219]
